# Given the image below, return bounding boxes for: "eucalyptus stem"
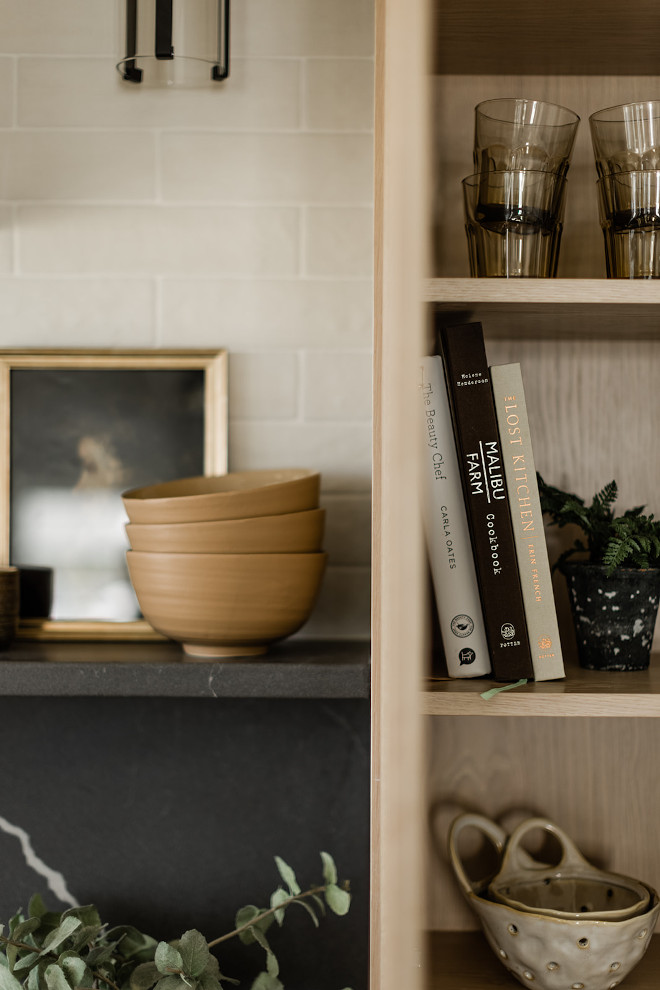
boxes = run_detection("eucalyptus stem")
[207,885,327,948]
[0,934,36,953]
[91,973,121,990]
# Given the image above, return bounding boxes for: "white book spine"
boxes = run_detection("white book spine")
[418,356,491,678]
[490,362,565,682]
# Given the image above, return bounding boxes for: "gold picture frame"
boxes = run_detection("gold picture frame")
[0,349,228,641]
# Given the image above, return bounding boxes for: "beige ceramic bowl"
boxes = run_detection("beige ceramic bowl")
[449,813,660,990]
[126,549,327,658]
[489,817,650,922]
[125,508,325,554]
[122,469,320,525]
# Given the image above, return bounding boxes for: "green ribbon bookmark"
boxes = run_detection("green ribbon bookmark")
[480,678,528,700]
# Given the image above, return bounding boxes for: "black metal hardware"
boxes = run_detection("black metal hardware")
[154,0,174,60]
[212,0,230,81]
[122,0,142,82]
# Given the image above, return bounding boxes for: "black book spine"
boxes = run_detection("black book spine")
[439,321,534,681]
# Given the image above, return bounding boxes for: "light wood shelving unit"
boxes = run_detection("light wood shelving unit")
[372,1,660,989]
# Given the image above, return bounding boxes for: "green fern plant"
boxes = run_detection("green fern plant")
[537,474,660,577]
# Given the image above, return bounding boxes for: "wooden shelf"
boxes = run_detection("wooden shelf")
[425,280,660,339]
[426,931,660,989]
[425,278,660,304]
[432,0,660,76]
[0,639,371,699]
[422,653,660,717]
[427,278,660,309]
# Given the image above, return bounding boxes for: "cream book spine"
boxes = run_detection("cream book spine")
[490,362,565,681]
[418,356,491,678]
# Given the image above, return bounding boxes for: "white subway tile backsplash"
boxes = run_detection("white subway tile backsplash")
[0,132,156,201]
[0,277,155,345]
[0,0,115,54]
[0,58,14,126]
[18,205,299,276]
[18,58,301,130]
[228,352,298,420]
[303,351,371,421]
[233,0,374,57]
[321,494,371,566]
[305,206,374,277]
[298,566,371,640]
[303,59,374,131]
[160,279,372,350]
[4,0,375,639]
[161,133,373,203]
[229,420,371,492]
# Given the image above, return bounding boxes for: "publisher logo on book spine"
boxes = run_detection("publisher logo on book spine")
[451,614,475,638]
[501,622,516,640]
[458,648,476,666]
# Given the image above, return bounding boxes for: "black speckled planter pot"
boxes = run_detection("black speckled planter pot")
[564,563,660,671]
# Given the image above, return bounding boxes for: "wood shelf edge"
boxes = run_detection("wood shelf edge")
[425,278,660,306]
[422,653,660,716]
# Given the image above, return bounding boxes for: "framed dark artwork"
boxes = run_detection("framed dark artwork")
[0,350,228,639]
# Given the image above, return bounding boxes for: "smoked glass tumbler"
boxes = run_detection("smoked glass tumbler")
[462,169,567,277]
[597,169,660,278]
[474,98,580,176]
[590,101,660,178]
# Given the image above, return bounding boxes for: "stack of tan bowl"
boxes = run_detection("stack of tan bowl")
[122,468,326,659]
[449,813,660,990]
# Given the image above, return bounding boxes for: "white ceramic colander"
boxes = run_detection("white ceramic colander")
[448,813,660,990]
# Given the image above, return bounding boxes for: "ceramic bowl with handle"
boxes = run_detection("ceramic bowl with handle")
[448,813,660,990]
[489,817,650,922]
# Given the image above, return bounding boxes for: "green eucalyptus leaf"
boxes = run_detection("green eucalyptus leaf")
[235,907,260,946]
[62,908,101,930]
[27,898,47,922]
[26,959,43,990]
[324,884,351,916]
[250,972,283,990]
[40,919,82,957]
[85,941,120,967]
[8,913,24,935]
[13,952,40,973]
[106,926,158,960]
[0,965,24,990]
[12,918,41,944]
[291,899,319,927]
[69,925,102,953]
[154,976,187,990]
[196,974,221,990]
[0,958,9,973]
[60,954,92,988]
[130,961,161,990]
[155,943,183,976]
[310,895,326,916]
[248,929,278,980]
[178,932,209,979]
[44,964,71,990]
[202,956,219,980]
[274,858,300,897]
[320,852,337,886]
[269,888,288,927]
